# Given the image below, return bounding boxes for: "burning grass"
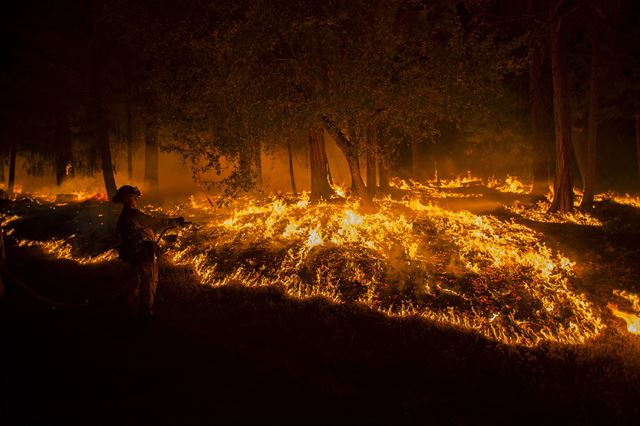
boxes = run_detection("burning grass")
[150,191,604,347]
[9,177,640,347]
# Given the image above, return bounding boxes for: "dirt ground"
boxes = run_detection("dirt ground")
[1,196,640,425]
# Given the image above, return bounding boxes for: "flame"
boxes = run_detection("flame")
[487,175,532,194]
[608,290,640,335]
[507,201,602,226]
[17,237,118,264]
[157,189,604,347]
[6,177,621,347]
[595,192,640,208]
[608,304,640,335]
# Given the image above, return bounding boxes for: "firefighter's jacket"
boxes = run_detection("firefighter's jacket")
[117,208,180,262]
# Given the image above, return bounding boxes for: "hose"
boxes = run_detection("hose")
[1,265,90,309]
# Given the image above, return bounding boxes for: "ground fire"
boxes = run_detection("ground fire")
[2,1,640,425]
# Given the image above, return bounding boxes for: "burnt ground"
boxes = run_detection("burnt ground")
[1,197,640,425]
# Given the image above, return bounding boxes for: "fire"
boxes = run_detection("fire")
[608,304,640,335]
[608,290,640,335]
[429,171,483,188]
[487,175,532,194]
[157,190,604,347]
[6,177,621,347]
[389,178,482,199]
[16,237,118,264]
[595,192,640,208]
[507,201,603,226]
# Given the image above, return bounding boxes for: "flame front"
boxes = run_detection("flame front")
[6,177,618,347]
[158,190,604,347]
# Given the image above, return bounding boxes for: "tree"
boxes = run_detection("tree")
[580,5,601,208]
[144,117,159,188]
[528,19,552,196]
[309,125,335,200]
[7,146,17,196]
[366,126,377,198]
[549,0,574,213]
[286,137,297,195]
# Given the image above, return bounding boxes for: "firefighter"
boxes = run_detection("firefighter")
[112,185,184,318]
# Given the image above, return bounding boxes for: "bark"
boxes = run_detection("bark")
[548,4,574,213]
[635,101,640,182]
[321,116,374,207]
[238,147,254,190]
[126,102,134,181]
[98,109,117,199]
[529,37,550,195]
[572,125,587,186]
[254,142,262,191]
[86,0,117,199]
[378,157,391,194]
[144,119,159,187]
[346,153,370,203]
[308,124,335,200]
[0,152,5,183]
[366,126,377,198]
[580,37,599,209]
[7,146,16,196]
[411,140,420,179]
[286,138,297,195]
[55,118,74,186]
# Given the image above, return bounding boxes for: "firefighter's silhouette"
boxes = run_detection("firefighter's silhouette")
[113,185,184,317]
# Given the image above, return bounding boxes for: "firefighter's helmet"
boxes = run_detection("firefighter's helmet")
[112,185,141,204]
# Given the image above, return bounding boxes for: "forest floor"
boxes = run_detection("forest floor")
[1,190,640,425]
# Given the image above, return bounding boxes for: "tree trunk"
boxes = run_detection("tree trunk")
[635,101,640,182]
[86,0,117,200]
[411,140,420,179]
[126,102,134,181]
[548,4,574,213]
[378,157,390,194]
[580,37,599,209]
[346,152,370,202]
[238,147,254,190]
[529,37,550,195]
[321,116,374,208]
[7,146,16,197]
[144,118,159,188]
[286,138,297,195]
[0,152,5,183]
[55,118,74,186]
[254,141,262,191]
[309,124,335,200]
[572,125,587,187]
[366,126,377,198]
[97,110,117,199]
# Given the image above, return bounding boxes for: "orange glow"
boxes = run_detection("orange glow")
[608,304,640,335]
[10,177,630,347]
